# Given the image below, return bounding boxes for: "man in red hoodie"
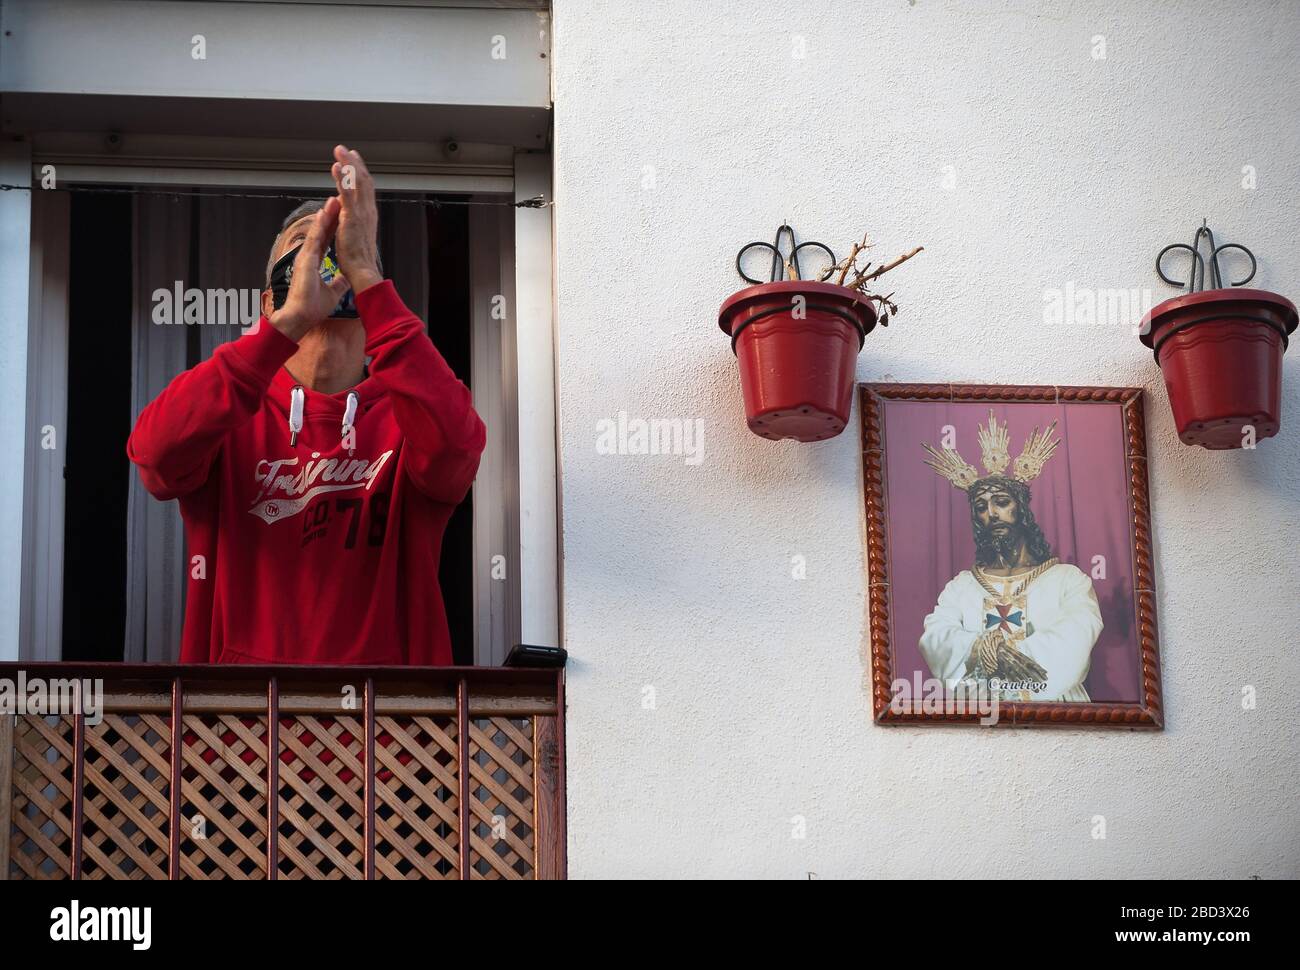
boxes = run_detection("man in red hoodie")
[128,145,486,665]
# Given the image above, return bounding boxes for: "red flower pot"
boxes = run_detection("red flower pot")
[1139,288,1297,449]
[718,280,878,442]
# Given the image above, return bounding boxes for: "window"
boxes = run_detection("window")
[12,145,553,666]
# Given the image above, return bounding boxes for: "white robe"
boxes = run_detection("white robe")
[919,562,1103,702]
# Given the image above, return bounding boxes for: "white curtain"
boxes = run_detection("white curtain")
[125,194,191,662]
[125,191,430,662]
[197,193,288,356]
[19,190,71,662]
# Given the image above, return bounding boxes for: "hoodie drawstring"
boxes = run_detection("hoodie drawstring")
[289,385,305,447]
[342,391,359,437]
[287,385,360,449]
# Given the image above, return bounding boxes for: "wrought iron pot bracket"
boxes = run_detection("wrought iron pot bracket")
[736,223,838,285]
[1156,219,1256,294]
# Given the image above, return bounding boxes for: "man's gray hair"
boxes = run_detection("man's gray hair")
[263,199,382,288]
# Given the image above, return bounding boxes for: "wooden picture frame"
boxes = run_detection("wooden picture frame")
[860,384,1163,728]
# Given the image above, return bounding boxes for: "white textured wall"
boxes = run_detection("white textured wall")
[551,0,1299,878]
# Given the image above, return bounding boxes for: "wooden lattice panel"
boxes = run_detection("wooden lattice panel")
[8,715,74,879]
[2,667,565,880]
[374,715,460,879]
[80,714,172,879]
[468,717,535,880]
[276,716,365,880]
[179,714,268,879]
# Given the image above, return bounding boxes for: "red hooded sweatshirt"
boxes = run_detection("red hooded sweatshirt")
[127,279,485,666]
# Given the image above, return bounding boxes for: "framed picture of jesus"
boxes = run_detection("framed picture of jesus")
[861,384,1163,728]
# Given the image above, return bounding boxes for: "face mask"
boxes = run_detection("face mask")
[268,243,359,318]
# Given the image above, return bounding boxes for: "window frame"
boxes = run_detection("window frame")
[10,147,558,665]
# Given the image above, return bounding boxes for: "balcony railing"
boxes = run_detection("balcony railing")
[0,663,565,880]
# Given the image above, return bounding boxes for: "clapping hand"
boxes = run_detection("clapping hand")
[329,144,383,295]
[269,197,351,342]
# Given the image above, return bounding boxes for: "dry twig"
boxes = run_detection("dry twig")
[858,246,924,284]
[835,232,873,286]
[826,235,923,324]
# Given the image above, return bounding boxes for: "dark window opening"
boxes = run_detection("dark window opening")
[62,191,132,661]
[424,201,474,666]
[60,189,476,663]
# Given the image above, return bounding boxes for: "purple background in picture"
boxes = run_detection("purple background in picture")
[881,398,1142,704]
